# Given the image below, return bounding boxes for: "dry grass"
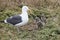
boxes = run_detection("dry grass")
[0,0,60,40]
[0,0,60,10]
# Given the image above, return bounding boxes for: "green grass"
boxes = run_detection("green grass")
[0,7,60,40]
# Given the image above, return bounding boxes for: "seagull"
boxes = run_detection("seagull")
[0,6,30,32]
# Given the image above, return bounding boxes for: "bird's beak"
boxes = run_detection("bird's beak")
[28,8,33,15]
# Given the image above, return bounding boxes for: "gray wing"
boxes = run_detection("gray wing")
[6,15,22,25]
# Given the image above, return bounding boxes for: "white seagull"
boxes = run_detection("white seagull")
[0,6,30,31]
[5,6,29,26]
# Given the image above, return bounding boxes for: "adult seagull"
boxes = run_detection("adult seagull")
[0,6,30,31]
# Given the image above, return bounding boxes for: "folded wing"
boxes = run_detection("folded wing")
[6,15,22,25]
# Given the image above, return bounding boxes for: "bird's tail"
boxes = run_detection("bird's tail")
[0,20,4,23]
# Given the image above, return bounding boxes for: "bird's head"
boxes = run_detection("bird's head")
[22,6,29,12]
[22,6,33,15]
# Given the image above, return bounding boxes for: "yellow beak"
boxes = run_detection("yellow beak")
[28,9,33,15]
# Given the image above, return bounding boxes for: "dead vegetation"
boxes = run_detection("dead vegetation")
[0,0,60,40]
[0,0,60,10]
